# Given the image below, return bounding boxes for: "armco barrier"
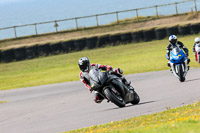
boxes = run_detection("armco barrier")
[14,47,27,61]
[61,40,75,53]
[109,33,121,45]
[26,45,38,59]
[50,42,63,55]
[1,49,15,62]
[1,21,200,63]
[155,27,167,40]
[37,43,51,56]
[74,38,86,51]
[97,34,110,47]
[178,24,191,35]
[120,32,133,44]
[86,36,98,49]
[190,22,200,34]
[132,30,143,42]
[143,28,156,42]
[166,25,179,36]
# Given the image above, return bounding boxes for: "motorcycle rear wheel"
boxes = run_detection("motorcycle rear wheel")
[104,88,126,107]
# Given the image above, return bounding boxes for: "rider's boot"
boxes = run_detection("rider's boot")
[94,92,104,103]
[167,61,172,72]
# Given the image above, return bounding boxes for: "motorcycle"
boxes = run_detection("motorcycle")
[169,46,189,82]
[195,43,200,63]
[89,69,140,107]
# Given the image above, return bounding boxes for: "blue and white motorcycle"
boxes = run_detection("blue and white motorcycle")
[169,46,189,82]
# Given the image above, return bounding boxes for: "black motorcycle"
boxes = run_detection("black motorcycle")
[89,69,140,107]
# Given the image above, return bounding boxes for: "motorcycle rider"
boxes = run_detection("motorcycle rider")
[193,37,200,61]
[166,35,190,70]
[78,57,131,103]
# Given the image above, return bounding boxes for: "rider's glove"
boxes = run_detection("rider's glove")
[107,66,112,71]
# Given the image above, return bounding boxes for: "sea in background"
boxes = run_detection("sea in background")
[0,0,199,40]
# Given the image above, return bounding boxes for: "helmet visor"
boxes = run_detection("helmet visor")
[170,39,177,44]
[79,61,89,72]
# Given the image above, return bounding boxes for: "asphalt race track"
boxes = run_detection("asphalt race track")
[0,68,200,133]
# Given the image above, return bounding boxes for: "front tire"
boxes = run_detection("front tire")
[131,91,140,105]
[104,88,125,107]
[178,64,185,82]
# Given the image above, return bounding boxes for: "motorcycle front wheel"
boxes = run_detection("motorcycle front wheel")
[131,91,140,105]
[178,64,185,82]
[104,88,126,107]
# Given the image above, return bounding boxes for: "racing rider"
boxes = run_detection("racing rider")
[166,35,190,70]
[78,57,131,103]
[193,37,200,61]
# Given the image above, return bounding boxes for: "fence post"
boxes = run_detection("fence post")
[75,18,78,30]
[116,11,119,24]
[54,21,59,32]
[136,9,139,22]
[13,26,17,38]
[175,3,178,15]
[194,0,197,12]
[155,5,159,18]
[34,24,38,35]
[96,15,99,26]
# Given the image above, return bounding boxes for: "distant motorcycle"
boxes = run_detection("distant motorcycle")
[194,43,200,63]
[89,69,140,107]
[169,46,189,82]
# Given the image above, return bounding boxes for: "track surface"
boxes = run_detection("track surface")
[0,68,200,133]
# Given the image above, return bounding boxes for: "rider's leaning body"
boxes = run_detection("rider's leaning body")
[78,57,130,103]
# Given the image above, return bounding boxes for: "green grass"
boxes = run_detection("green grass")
[0,34,200,90]
[66,101,200,133]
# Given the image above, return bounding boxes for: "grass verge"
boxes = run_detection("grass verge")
[0,34,200,90]
[66,101,200,133]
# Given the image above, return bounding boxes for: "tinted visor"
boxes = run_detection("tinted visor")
[170,39,177,44]
[79,61,89,72]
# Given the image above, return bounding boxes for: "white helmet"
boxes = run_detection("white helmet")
[194,37,200,44]
[169,35,177,44]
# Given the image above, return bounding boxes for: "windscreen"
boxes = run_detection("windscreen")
[89,69,100,83]
[172,47,181,55]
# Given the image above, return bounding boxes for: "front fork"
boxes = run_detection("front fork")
[170,59,188,79]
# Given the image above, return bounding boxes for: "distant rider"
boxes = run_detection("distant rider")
[78,57,131,103]
[166,35,190,70]
[193,37,200,61]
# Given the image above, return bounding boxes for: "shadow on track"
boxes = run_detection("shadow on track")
[100,100,156,112]
[185,78,200,82]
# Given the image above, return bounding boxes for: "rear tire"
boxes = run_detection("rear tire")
[104,88,125,107]
[131,92,140,105]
